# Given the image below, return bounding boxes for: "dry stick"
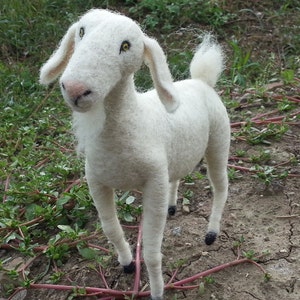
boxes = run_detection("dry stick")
[251,109,280,121]
[231,109,300,128]
[3,174,11,202]
[87,243,111,254]
[272,94,300,103]
[63,178,82,193]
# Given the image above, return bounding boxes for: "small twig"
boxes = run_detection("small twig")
[63,178,82,193]
[18,216,45,228]
[3,174,11,202]
[272,94,300,103]
[251,109,279,121]
[87,243,111,253]
[35,157,51,168]
[98,265,109,289]
[276,215,300,219]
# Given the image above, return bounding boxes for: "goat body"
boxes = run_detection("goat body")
[40,9,230,300]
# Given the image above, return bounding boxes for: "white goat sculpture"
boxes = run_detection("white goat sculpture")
[40,9,230,300]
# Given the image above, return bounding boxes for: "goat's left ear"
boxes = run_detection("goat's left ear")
[143,37,179,112]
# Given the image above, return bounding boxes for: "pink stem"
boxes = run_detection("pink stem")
[167,258,264,288]
[63,178,82,193]
[167,268,179,285]
[28,257,265,298]
[251,109,279,121]
[98,265,109,289]
[133,221,143,295]
[87,243,111,253]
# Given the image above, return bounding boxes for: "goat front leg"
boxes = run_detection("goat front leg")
[86,171,133,272]
[142,175,169,300]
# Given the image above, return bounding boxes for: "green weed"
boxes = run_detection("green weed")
[115,191,142,222]
[229,39,261,86]
[126,0,234,32]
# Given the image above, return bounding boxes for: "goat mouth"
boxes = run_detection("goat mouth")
[65,98,93,113]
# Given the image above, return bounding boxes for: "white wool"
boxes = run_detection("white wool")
[39,9,230,300]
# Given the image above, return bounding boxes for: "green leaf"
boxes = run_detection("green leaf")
[78,247,97,260]
[125,196,135,205]
[182,198,190,205]
[124,212,134,222]
[57,225,74,234]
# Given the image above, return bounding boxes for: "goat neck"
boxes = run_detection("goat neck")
[104,74,137,116]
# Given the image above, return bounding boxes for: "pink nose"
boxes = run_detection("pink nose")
[61,81,92,105]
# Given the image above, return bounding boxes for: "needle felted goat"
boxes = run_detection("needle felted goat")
[40,9,230,300]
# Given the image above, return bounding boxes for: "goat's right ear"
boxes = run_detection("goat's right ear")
[39,22,77,85]
[143,37,180,112]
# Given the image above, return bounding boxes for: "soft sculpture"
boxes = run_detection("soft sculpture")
[40,9,230,300]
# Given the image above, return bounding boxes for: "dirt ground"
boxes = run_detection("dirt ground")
[16,124,298,300]
[1,1,299,300]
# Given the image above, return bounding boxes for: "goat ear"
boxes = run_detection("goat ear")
[39,22,77,85]
[143,37,179,112]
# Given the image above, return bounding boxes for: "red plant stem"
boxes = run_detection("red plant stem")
[35,157,50,168]
[227,164,255,173]
[63,178,82,193]
[251,109,279,120]
[231,110,300,128]
[30,283,145,297]
[272,95,300,103]
[227,163,300,177]
[122,224,139,229]
[87,243,111,253]
[28,257,265,298]
[133,221,143,295]
[98,265,109,289]
[167,268,179,285]
[166,258,264,288]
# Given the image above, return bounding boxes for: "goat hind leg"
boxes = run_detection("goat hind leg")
[168,180,179,216]
[205,142,229,245]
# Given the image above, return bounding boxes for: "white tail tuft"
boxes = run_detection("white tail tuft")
[190,34,224,87]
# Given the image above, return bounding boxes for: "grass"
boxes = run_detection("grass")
[0,0,299,298]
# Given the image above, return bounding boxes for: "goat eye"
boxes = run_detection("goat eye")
[79,27,85,39]
[120,40,131,53]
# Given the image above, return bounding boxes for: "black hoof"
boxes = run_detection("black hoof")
[205,231,217,245]
[168,205,177,216]
[123,261,136,274]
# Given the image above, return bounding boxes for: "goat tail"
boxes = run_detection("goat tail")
[190,34,224,87]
